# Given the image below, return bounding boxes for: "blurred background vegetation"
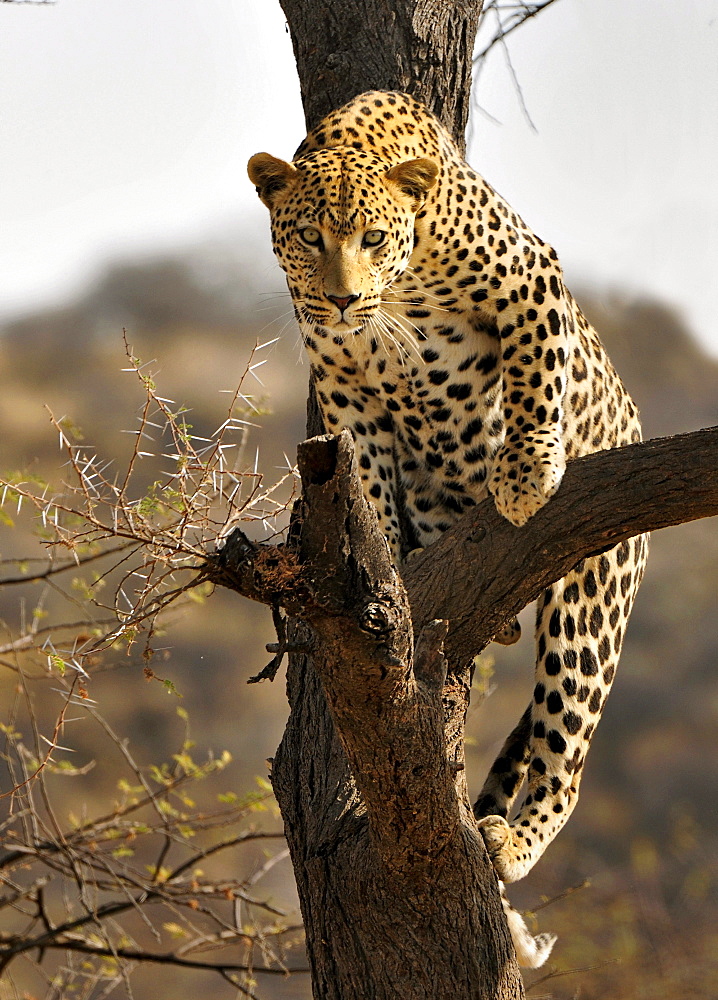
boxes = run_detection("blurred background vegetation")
[1,241,717,998]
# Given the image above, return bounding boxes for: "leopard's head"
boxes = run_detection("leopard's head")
[248,147,438,336]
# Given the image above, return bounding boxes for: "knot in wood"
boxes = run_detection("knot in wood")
[325,51,352,75]
[359,602,393,638]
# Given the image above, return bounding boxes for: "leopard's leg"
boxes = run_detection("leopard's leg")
[474,704,532,821]
[312,381,404,559]
[476,534,648,883]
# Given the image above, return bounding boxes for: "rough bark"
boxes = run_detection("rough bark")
[215,431,521,999]
[278,0,483,148]
[220,425,718,662]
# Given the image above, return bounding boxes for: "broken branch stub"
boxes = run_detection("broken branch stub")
[295,431,461,872]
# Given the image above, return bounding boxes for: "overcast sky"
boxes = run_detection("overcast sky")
[1,0,717,355]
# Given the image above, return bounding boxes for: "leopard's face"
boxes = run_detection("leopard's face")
[248,148,437,336]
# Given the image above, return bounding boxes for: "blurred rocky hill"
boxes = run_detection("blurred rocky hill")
[0,249,716,999]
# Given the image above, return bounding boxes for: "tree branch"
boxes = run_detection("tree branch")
[210,425,718,664]
[404,424,718,661]
[33,938,309,976]
[474,0,562,66]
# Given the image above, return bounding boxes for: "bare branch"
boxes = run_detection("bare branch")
[474,0,562,67]
[46,938,310,976]
[404,425,718,661]
[0,543,137,586]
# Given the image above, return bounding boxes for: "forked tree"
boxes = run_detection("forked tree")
[206,2,718,999]
[1,2,717,999]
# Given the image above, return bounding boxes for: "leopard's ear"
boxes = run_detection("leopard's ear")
[247,153,298,209]
[385,158,439,210]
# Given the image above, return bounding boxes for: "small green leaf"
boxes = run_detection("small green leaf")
[162,678,183,698]
[50,654,66,676]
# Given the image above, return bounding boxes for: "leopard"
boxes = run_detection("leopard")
[248,90,647,965]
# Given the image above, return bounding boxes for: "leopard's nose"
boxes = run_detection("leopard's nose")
[326,293,360,313]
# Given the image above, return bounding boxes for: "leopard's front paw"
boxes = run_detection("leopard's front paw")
[489,439,566,527]
[477,815,534,883]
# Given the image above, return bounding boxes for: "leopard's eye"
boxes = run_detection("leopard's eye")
[363,229,386,248]
[299,226,323,247]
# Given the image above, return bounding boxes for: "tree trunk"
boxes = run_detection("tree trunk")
[278,0,483,147]
[269,432,520,999]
